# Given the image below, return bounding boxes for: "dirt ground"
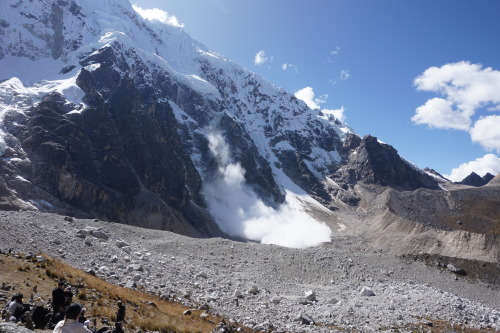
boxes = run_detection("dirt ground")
[0,253,56,332]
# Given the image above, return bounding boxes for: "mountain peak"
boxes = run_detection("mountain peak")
[459,172,489,187]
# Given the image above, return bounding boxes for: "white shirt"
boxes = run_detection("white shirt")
[7,301,23,316]
[53,319,92,333]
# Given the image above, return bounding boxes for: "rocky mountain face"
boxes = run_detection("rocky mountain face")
[0,0,445,239]
[459,172,495,187]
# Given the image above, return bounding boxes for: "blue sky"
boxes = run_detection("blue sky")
[132,0,500,181]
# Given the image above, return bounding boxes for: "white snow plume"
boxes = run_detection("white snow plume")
[203,132,332,248]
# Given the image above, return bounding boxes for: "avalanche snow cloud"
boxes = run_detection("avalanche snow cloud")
[203,132,332,248]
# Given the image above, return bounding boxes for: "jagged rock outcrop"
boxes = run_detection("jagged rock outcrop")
[331,134,439,191]
[483,173,495,183]
[423,167,449,182]
[12,60,221,236]
[459,172,493,187]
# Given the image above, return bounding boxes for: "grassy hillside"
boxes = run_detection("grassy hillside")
[0,252,252,333]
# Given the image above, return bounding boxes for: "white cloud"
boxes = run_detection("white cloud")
[331,46,340,55]
[412,97,471,130]
[254,50,273,66]
[470,115,500,152]
[132,5,184,28]
[295,87,346,123]
[413,62,500,127]
[322,107,346,123]
[203,132,332,248]
[445,154,500,182]
[294,87,327,110]
[340,69,350,80]
[282,63,298,73]
[412,61,500,150]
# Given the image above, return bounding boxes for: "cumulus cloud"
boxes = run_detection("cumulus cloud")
[295,87,346,123]
[412,61,500,151]
[413,61,500,129]
[412,97,471,130]
[132,5,184,27]
[294,87,327,110]
[445,154,500,182]
[254,50,273,66]
[203,132,332,248]
[282,63,298,73]
[322,107,346,123]
[470,115,500,152]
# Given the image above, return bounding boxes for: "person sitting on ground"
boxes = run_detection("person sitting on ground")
[53,303,92,333]
[7,293,26,321]
[64,287,74,309]
[3,295,16,320]
[32,297,50,329]
[115,301,125,323]
[78,308,90,329]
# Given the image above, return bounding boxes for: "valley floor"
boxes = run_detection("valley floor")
[0,211,498,332]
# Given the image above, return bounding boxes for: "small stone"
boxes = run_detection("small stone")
[360,286,375,296]
[246,285,259,295]
[115,239,129,248]
[447,264,466,275]
[271,297,281,304]
[296,313,314,325]
[304,290,317,302]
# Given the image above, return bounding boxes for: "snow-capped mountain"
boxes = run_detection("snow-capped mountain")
[0,0,440,246]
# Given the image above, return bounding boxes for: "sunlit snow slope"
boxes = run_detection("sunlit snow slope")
[0,0,355,247]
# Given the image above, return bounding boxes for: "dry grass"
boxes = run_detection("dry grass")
[44,257,220,332]
[0,253,253,333]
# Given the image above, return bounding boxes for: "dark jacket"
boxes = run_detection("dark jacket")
[116,305,125,322]
[51,288,65,311]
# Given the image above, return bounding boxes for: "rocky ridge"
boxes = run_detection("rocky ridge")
[459,172,495,187]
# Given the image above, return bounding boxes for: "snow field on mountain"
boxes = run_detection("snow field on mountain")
[0,0,356,249]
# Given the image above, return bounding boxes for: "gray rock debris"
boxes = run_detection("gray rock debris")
[0,211,498,333]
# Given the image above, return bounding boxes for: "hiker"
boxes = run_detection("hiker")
[7,293,27,321]
[32,297,50,329]
[78,308,90,329]
[53,303,92,333]
[52,281,66,314]
[115,301,125,323]
[64,287,74,309]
